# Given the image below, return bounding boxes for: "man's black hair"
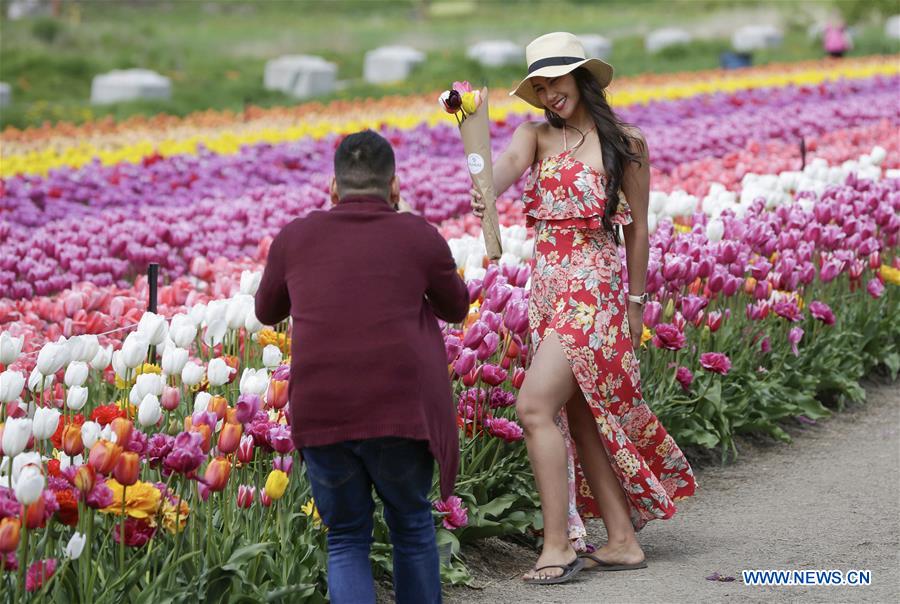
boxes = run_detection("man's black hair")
[333,130,396,198]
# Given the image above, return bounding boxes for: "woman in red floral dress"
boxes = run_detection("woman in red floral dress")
[471,32,696,584]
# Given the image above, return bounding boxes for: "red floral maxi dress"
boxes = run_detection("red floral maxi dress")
[522,136,697,546]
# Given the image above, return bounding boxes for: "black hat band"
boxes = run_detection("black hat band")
[527,56,585,75]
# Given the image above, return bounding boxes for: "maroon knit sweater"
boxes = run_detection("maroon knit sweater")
[254,195,468,499]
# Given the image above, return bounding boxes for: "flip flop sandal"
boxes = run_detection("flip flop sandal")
[523,557,585,585]
[578,552,648,572]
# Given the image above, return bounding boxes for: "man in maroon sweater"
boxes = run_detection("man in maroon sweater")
[255,130,468,604]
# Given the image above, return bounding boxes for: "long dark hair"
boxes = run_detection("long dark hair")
[545,67,644,243]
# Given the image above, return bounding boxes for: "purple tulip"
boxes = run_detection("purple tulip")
[164,431,206,474]
[444,335,463,363]
[679,295,708,322]
[699,352,731,375]
[675,366,693,391]
[462,321,489,349]
[483,283,513,313]
[453,348,477,376]
[272,454,294,475]
[476,332,500,361]
[652,323,686,351]
[267,425,294,454]
[866,278,885,299]
[642,301,662,328]
[236,394,262,424]
[503,300,529,335]
[481,364,508,386]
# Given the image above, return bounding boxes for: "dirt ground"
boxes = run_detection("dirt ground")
[430,379,900,604]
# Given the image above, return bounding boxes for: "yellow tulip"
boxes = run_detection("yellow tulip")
[264,470,289,500]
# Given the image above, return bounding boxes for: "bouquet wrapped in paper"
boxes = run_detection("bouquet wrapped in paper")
[439,82,502,260]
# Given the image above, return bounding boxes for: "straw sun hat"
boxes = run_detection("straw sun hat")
[510,32,614,109]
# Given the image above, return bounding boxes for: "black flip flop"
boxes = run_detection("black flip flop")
[578,552,647,572]
[523,557,585,585]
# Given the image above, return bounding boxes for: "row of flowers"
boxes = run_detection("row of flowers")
[1,76,897,300]
[1,56,896,177]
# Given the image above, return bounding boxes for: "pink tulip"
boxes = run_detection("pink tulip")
[652,324,686,351]
[679,295,708,322]
[161,386,180,411]
[675,366,694,391]
[462,321,489,349]
[433,496,468,530]
[452,348,477,376]
[808,301,835,326]
[699,352,731,375]
[236,485,255,509]
[788,327,804,356]
[481,364,508,386]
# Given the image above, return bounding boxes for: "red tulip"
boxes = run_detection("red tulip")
[0,517,19,553]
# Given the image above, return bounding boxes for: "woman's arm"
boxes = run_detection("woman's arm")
[621,129,651,350]
[471,122,538,215]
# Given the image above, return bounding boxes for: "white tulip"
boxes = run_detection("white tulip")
[181,361,205,387]
[12,452,42,482]
[81,421,101,449]
[193,392,212,414]
[0,332,24,365]
[99,425,117,444]
[14,464,45,505]
[138,394,162,427]
[111,350,128,381]
[244,310,264,334]
[74,335,100,364]
[90,345,113,371]
[706,218,725,243]
[203,318,228,347]
[161,346,189,377]
[138,312,169,346]
[129,384,142,407]
[188,302,207,326]
[1,418,32,458]
[64,361,89,387]
[121,332,149,369]
[226,295,253,331]
[36,341,69,376]
[65,532,87,560]
[169,314,197,348]
[262,345,283,369]
[58,454,83,472]
[205,300,227,325]
[207,358,234,387]
[28,367,54,393]
[240,270,262,296]
[239,368,269,396]
[32,407,62,441]
[0,370,26,403]
[66,386,89,411]
[135,373,164,398]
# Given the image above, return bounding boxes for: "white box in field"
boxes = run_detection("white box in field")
[364,45,425,84]
[467,40,523,68]
[578,35,613,60]
[886,15,900,40]
[732,25,783,52]
[0,82,11,107]
[264,55,337,99]
[645,28,693,53]
[90,69,172,105]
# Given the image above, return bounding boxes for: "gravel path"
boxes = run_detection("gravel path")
[443,380,900,604]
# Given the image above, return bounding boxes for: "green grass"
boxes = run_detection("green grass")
[0,0,897,129]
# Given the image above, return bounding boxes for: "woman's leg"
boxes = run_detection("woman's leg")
[566,393,645,565]
[516,331,580,580]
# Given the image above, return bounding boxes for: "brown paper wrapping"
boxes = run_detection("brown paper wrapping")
[459,88,503,260]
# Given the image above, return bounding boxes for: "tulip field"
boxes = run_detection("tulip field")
[1,54,899,601]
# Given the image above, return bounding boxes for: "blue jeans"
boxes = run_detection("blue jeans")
[302,437,441,604]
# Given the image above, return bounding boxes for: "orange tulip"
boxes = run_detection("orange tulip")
[113,451,140,486]
[192,423,212,453]
[110,417,134,448]
[744,276,757,295]
[62,424,84,456]
[203,457,231,492]
[224,407,238,425]
[217,422,243,455]
[71,464,96,495]
[0,517,20,553]
[209,395,228,420]
[88,440,122,475]
[266,380,288,410]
